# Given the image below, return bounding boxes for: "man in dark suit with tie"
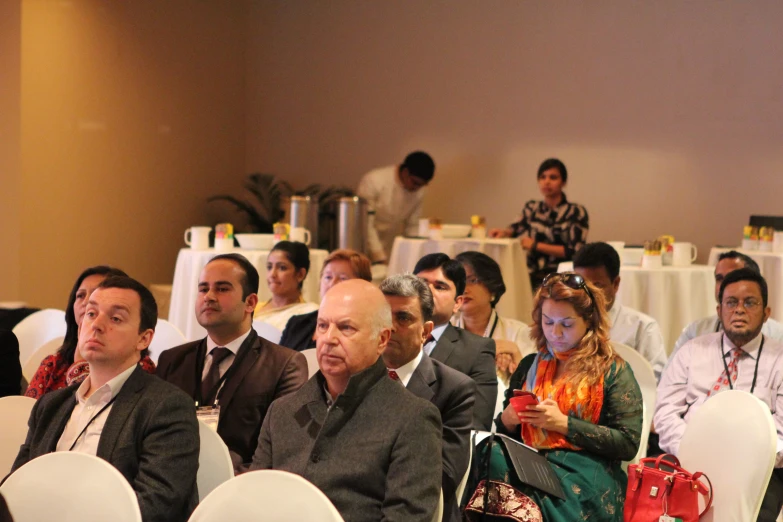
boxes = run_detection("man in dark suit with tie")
[414,253,497,430]
[380,274,475,522]
[157,253,307,472]
[9,276,199,522]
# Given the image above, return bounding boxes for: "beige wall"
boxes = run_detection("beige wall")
[0,1,22,301]
[21,0,247,308]
[245,1,783,261]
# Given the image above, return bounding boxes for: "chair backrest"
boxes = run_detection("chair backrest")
[21,336,63,382]
[612,341,656,466]
[431,489,443,522]
[456,435,474,507]
[0,396,36,477]
[0,452,141,522]
[678,390,776,522]
[188,469,344,522]
[252,320,282,344]
[147,318,187,364]
[197,419,234,501]
[12,309,66,368]
[301,348,319,378]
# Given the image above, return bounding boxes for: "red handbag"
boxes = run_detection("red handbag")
[624,454,713,522]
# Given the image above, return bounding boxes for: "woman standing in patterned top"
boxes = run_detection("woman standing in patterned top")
[489,158,589,289]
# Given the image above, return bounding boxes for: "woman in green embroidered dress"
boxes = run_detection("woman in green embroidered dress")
[469,272,642,521]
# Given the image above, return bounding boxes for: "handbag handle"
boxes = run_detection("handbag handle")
[692,471,714,517]
[653,453,681,470]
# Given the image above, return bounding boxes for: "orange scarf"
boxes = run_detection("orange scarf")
[520,346,604,450]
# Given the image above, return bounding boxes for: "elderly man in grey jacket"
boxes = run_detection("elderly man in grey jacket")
[251,279,443,522]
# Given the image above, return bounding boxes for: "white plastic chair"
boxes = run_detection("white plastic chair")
[432,489,443,522]
[678,390,776,522]
[188,469,344,521]
[456,434,474,508]
[147,318,187,364]
[612,341,656,467]
[21,336,63,382]
[12,309,66,369]
[300,348,319,378]
[252,320,282,344]
[0,452,141,522]
[197,419,234,501]
[0,396,36,477]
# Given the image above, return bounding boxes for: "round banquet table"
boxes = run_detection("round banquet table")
[559,262,715,354]
[708,247,783,323]
[169,247,329,341]
[388,237,534,323]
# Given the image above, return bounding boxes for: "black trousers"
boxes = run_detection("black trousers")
[758,468,783,522]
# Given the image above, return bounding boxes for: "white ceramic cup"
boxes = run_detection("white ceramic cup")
[429,228,443,241]
[606,241,625,264]
[184,226,211,250]
[672,242,698,266]
[290,227,311,246]
[742,238,759,251]
[773,232,783,253]
[418,218,430,238]
[641,254,663,269]
[214,237,234,252]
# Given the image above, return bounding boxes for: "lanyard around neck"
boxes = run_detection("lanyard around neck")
[720,334,764,394]
[68,395,118,451]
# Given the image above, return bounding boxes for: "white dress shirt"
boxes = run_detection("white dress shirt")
[452,311,535,359]
[654,331,783,466]
[356,165,425,262]
[202,328,252,380]
[671,315,783,357]
[424,323,449,356]
[389,349,424,387]
[56,363,137,455]
[608,304,667,381]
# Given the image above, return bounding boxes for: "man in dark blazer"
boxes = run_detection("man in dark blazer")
[251,279,442,522]
[157,253,307,472]
[380,274,475,522]
[0,330,22,397]
[414,253,497,430]
[9,276,199,522]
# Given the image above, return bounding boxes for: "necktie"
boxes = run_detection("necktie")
[425,335,435,345]
[202,347,232,404]
[708,347,743,396]
[388,370,400,381]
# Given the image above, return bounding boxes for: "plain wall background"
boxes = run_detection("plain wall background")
[6,1,783,307]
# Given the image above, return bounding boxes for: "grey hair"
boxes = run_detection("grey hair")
[379,273,435,322]
[371,300,393,339]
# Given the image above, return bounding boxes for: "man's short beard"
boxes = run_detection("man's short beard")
[725,323,763,347]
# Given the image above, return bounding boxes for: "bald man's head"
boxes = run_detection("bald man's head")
[316,279,392,382]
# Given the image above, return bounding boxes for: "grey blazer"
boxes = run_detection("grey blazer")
[430,324,497,430]
[10,365,199,522]
[251,357,443,522]
[407,353,475,522]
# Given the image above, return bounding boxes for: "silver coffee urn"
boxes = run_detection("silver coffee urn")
[337,196,368,253]
[285,195,319,246]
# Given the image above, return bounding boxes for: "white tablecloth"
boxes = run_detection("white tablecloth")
[708,247,783,323]
[169,248,329,341]
[559,262,715,354]
[388,237,533,323]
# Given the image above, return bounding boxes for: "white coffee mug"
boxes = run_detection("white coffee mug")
[672,242,698,266]
[418,218,430,238]
[184,227,211,250]
[290,227,311,246]
[742,238,759,251]
[214,237,234,252]
[641,254,662,269]
[773,232,783,253]
[606,241,625,264]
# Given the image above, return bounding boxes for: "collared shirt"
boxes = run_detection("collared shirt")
[508,193,589,276]
[655,331,783,466]
[388,349,424,387]
[671,315,783,358]
[357,165,425,262]
[424,323,448,356]
[56,364,137,455]
[201,328,252,381]
[608,304,667,381]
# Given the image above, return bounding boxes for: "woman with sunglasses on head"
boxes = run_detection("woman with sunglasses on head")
[25,266,157,399]
[466,273,642,521]
[452,251,535,385]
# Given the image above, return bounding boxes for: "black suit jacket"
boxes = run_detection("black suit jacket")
[430,324,497,430]
[10,365,199,522]
[156,328,307,471]
[407,353,475,522]
[278,310,318,352]
[0,331,22,397]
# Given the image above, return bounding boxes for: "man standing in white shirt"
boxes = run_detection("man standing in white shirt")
[10,276,199,522]
[671,250,783,356]
[573,242,667,380]
[356,151,435,263]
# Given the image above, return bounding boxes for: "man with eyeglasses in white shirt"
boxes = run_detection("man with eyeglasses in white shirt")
[655,268,783,522]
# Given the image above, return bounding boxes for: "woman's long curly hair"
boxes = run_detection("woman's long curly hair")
[529,275,620,387]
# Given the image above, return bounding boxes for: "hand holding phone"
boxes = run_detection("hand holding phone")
[510,390,540,417]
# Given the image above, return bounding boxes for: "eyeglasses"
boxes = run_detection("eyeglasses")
[722,297,762,311]
[541,272,595,308]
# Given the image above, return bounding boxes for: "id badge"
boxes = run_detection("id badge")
[659,516,682,522]
[196,405,220,431]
